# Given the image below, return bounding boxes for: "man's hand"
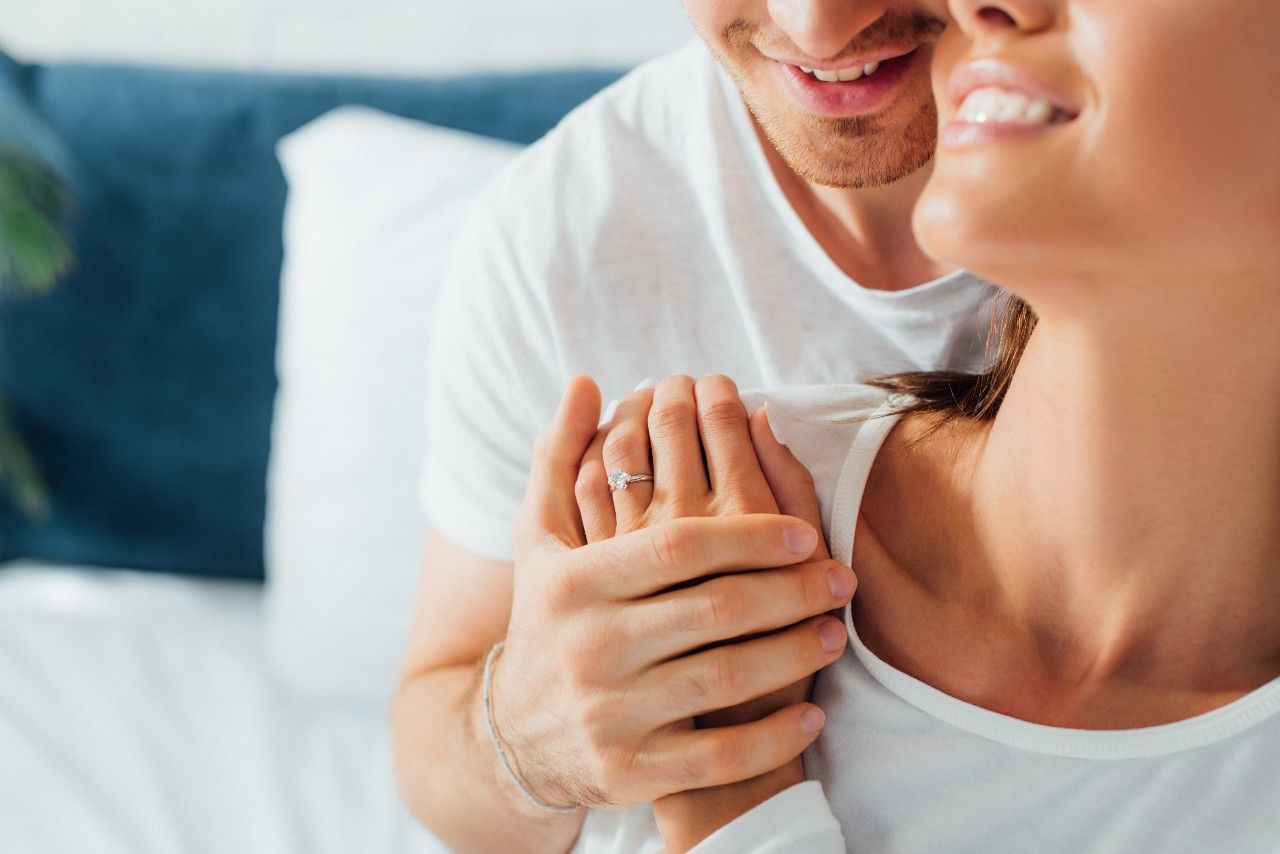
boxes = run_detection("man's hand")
[489,375,853,811]
[575,375,846,727]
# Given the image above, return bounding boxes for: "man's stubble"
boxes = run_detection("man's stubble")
[713,15,944,190]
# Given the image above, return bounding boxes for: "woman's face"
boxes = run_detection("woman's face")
[914,0,1280,297]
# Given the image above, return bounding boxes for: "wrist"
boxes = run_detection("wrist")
[654,759,806,854]
[475,642,583,821]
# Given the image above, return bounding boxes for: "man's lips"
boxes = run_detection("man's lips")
[766,44,921,72]
[770,47,922,118]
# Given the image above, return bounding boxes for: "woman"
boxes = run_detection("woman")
[531,0,1280,850]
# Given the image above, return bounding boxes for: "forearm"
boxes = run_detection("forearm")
[391,663,585,854]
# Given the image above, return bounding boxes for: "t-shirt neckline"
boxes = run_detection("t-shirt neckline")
[829,394,1280,760]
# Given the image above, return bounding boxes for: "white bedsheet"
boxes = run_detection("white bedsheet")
[0,562,449,854]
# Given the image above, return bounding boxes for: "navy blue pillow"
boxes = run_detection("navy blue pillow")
[0,52,623,579]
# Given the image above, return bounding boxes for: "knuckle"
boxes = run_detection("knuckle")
[575,466,607,505]
[701,583,742,631]
[577,696,615,738]
[648,400,697,437]
[593,747,638,797]
[677,750,712,788]
[698,396,748,431]
[799,563,832,612]
[562,625,609,678]
[546,567,594,614]
[580,743,613,787]
[706,731,747,778]
[602,429,642,464]
[647,523,692,570]
[657,496,704,520]
[710,492,755,516]
[690,654,741,702]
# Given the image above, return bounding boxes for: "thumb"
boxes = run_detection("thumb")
[515,375,602,557]
[748,406,831,562]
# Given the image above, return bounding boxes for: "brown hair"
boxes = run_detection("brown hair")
[870,293,1038,422]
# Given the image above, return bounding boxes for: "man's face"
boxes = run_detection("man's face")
[685,1,949,189]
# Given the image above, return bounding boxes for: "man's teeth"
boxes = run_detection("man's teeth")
[798,61,881,83]
[956,86,1057,124]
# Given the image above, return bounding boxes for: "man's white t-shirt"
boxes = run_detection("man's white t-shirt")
[575,385,1280,853]
[419,39,997,560]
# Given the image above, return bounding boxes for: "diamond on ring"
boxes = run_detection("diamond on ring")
[608,469,654,492]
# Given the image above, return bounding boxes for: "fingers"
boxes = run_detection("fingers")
[694,376,776,512]
[575,426,616,543]
[749,406,830,561]
[644,615,847,723]
[570,514,822,601]
[625,558,857,665]
[647,375,709,504]
[602,387,656,532]
[516,375,602,556]
[648,702,826,794]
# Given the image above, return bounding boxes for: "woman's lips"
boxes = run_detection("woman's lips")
[941,59,1079,147]
[771,48,920,118]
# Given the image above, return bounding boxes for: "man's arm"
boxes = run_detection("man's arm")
[392,378,846,852]
[391,528,586,854]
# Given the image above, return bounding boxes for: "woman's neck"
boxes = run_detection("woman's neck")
[960,287,1280,693]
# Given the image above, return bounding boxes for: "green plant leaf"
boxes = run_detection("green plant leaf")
[0,141,75,298]
[0,399,51,522]
[0,142,71,518]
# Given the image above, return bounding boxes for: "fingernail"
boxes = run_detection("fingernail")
[784,524,818,555]
[800,707,825,736]
[633,377,657,391]
[819,620,846,654]
[827,567,855,600]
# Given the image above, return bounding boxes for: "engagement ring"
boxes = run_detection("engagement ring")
[607,470,654,492]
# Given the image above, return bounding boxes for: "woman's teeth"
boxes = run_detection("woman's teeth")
[956,87,1060,124]
[798,61,882,83]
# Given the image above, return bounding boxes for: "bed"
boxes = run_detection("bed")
[0,38,634,851]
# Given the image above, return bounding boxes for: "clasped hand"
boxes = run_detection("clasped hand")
[490,374,854,830]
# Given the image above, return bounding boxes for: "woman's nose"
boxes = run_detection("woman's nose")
[946,0,1056,37]
[766,0,892,60]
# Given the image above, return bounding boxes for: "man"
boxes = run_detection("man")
[392,1,994,851]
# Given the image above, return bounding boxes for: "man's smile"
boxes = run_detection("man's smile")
[769,47,924,118]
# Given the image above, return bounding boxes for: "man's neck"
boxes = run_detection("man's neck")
[753,117,955,291]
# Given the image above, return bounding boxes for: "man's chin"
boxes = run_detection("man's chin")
[748,97,939,190]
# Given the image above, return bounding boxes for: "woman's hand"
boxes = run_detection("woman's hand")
[574,374,852,850]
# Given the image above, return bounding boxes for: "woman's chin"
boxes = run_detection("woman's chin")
[913,185,989,278]
[913,179,1043,292]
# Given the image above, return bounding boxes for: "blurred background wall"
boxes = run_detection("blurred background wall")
[0,0,693,72]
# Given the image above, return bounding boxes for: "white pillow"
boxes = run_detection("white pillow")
[267,106,520,701]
